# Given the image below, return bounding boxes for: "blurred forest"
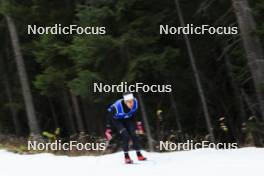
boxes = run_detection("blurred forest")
[0,0,263,152]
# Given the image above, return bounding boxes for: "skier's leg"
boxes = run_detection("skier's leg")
[119,128,130,152]
[119,128,133,163]
[125,118,141,151]
[125,118,147,160]
[119,128,134,163]
[112,119,130,152]
[112,119,133,163]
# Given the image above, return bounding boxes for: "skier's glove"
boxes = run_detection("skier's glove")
[105,128,112,141]
[136,121,144,135]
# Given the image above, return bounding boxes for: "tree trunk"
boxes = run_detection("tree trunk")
[137,93,154,151]
[71,93,85,133]
[231,0,264,120]
[0,48,22,136]
[5,15,40,137]
[224,52,247,120]
[4,78,22,135]
[169,91,183,133]
[169,91,184,142]
[241,88,256,116]
[174,0,215,142]
[223,52,247,143]
[48,98,59,128]
[81,97,91,134]
[62,90,76,135]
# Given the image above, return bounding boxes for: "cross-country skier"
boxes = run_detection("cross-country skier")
[105,92,147,164]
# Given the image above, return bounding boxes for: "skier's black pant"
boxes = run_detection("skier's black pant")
[112,118,141,152]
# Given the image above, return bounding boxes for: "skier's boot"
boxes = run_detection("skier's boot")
[124,152,133,164]
[136,151,147,161]
[125,156,133,164]
[138,155,147,161]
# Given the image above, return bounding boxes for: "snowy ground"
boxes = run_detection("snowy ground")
[1,148,263,176]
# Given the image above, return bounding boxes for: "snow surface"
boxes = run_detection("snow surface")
[1,148,263,176]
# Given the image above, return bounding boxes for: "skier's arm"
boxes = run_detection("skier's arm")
[134,100,144,134]
[105,106,116,141]
[105,106,116,129]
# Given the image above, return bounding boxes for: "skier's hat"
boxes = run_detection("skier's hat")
[123,92,134,101]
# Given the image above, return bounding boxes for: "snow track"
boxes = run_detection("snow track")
[1,148,263,176]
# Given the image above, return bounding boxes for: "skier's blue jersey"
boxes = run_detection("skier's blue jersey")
[108,98,138,119]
